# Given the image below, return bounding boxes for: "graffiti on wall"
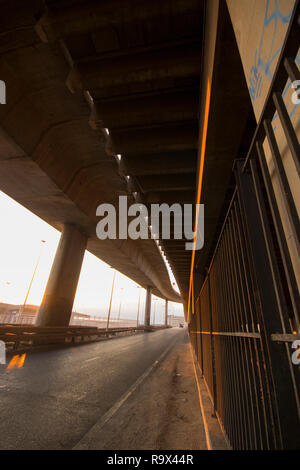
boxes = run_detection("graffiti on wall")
[248,0,299,126]
[248,0,294,100]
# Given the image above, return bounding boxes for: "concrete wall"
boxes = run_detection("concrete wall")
[227,0,300,290]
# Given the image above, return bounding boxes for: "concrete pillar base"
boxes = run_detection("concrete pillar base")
[165,299,168,327]
[144,286,152,327]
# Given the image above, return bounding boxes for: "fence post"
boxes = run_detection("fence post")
[207,272,217,416]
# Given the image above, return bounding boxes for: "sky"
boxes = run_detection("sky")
[0,191,184,323]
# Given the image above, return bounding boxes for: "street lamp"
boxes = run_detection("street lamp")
[136,286,142,327]
[20,239,46,317]
[106,268,116,331]
[117,287,124,321]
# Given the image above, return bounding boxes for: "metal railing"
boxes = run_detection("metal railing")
[0,313,140,329]
[0,325,144,352]
[190,3,300,450]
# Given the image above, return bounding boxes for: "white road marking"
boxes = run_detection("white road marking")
[84,356,99,363]
[73,336,179,450]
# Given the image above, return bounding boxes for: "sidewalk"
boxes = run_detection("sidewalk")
[74,331,228,450]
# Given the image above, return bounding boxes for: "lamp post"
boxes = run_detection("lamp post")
[117,287,124,322]
[106,268,116,331]
[20,239,46,318]
[136,286,142,327]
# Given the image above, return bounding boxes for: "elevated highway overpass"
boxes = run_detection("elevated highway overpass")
[0,0,299,450]
[0,0,204,321]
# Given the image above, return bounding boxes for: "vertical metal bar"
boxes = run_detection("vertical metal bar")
[218,237,237,446]
[227,217,251,448]
[256,140,300,329]
[264,119,300,255]
[210,264,222,421]
[194,299,201,365]
[214,250,227,431]
[233,201,265,449]
[272,92,300,177]
[236,161,300,449]
[250,157,300,418]
[284,57,300,83]
[207,273,217,415]
[198,298,204,375]
[229,213,258,449]
[223,225,248,449]
[237,165,280,449]
[236,190,272,449]
[220,230,243,448]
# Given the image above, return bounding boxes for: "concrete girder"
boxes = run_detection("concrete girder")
[36,0,203,43]
[110,121,198,156]
[119,151,197,177]
[137,174,195,193]
[69,42,202,98]
[145,191,195,205]
[94,88,199,130]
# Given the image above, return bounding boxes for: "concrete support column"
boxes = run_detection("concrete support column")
[35,224,87,327]
[144,286,152,327]
[164,299,168,327]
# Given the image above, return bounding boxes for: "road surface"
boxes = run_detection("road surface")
[0,328,184,449]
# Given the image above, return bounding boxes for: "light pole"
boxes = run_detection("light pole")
[106,268,116,331]
[117,287,124,321]
[20,240,46,317]
[136,286,142,327]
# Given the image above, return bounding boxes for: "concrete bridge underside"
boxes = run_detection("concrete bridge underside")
[0,0,253,322]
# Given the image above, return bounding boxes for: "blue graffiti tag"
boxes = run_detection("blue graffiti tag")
[248,0,294,103]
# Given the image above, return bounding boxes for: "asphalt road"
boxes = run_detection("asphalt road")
[0,328,185,450]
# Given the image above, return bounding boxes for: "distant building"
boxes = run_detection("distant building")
[0,303,38,324]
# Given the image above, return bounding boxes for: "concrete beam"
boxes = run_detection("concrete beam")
[122,151,197,176]
[110,121,198,156]
[145,191,195,205]
[36,0,203,42]
[138,173,195,193]
[35,224,87,327]
[95,88,198,129]
[72,42,201,97]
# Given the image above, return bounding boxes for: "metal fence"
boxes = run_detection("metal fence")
[0,313,138,329]
[190,3,300,450]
